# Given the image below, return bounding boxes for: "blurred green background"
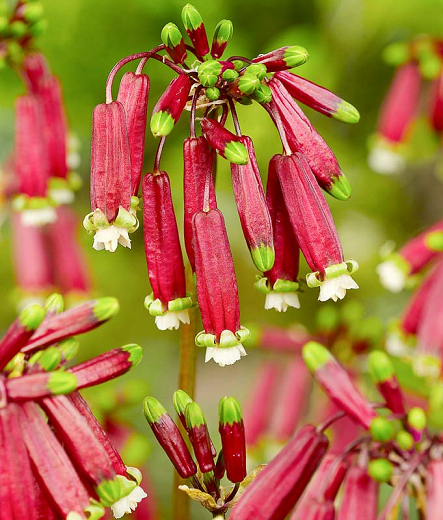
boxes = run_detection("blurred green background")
[0,0,443,517]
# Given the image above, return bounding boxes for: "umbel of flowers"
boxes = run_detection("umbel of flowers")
[368,36,443,175]
[86,4,360,365]
[0,293,148,519]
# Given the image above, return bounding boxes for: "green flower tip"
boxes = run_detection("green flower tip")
[369,417,395,442]
[161,22,183,48]
[382,41,410,66]
[368,351,395,384]
[219,396,242,426]
[150,111,175,138]
[238,73,260,95]
[185,401,206,428]
[302,341,332,373]
[19,304,46,331]
[425,231,443,252]
[284,45,309,68]
[23,2,44,23]
[396,430,414,451]
[47,371,78,395]
[251,245,275,272]
[368,459,393,483]
[143,396,167,424]
[246,63,267,81]
[224,141,249,165]
[58,337,80,361]
[328,173,352,201]
[222,69,239,82]
[333,100,360,124]
[37,347,62,372]
[173,389,193,416]
[122,344,143,367]
[198,60,222,87]
[253,84,272,104]
[93,297,120,321]
[181,4,203,31]
[213,19,233,43]
[206,86,220,101]
[407,407,426,431]
[44,293,64,314]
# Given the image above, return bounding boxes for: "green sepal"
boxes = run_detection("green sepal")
[93,297,120,321]
[144,295,166,316]
[168,296,193,312]
[302,341,333,372]
[368,351,395,383]
[251,244,275,272]
[284,45,309,68]
[126,466,143,486]
[185,401,207,428]
[254,276,271,294]
[219,330,241,348]
[143,396,167,424]
[327,173,352,200]
[306,260,358,288]
[252,84,272,104]
[195,332,216,348]
[273,278,300,293]
[161,22,184,49]
[44,293,64,314]
[182,4,204,32]
[114,206,138,232]
[238,73,260,95]
[205,86,220,101]
[47,371,78,395]
[116,474,137,499]
[19,304,46,331]
[369,417,395,442]
[368,459,393,483]
[122,344,143,367]
[246,63,267,81]
[57,337,80,361]
[224,141,249,165]
[198,60,222,87]
[173,389,193,417]
[150,111,175,138]
[84,499,105,520]
[222,69,239,82]
[425,230,443,252]
[32,347,61,372]
[219,396,242,426]
[96,478,122,507]
[213,19,233,45]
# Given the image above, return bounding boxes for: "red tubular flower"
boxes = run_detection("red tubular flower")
[244,362,280,448]
[192,208,249,366]
[11,213,53,299]
[117,71,150,196]
[23,297,119,353]
[0,403,38,519]
[291,453,348,519]
[85,101,136,253]
[255,155,300,311]
[426,460,443,520]
[150,74,191,138]
[368,62,421,174]
[268,77,352,201]
[200,118,249,165]
[275,71,360,124]
[183,136,217,270]
[185,402,215,473]
[368,351,405,415]
[22,52,50,93]
[428,71,443,133]
[181,4,210,60]
[211,19,233,59]
[273,153,358,301]
[256,325,309,353]
[230,424,329,520]
[253,46,309,72]
[377,219,443,293]
[47,206,92,296]
[337,465,378,520]
[230,135,274,272]
[14,94,55,226]
[271,357,311,442]
[161,23,188,64]
[143,397,197,479]
[219,397,247,483]
[142,171,192,331]
[303,342,377,429]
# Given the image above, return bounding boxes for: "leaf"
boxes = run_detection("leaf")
[178,485,218,512]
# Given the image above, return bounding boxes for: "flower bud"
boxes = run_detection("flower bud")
[161,22,187,64]
[211,19,233,59]
[238,73,260,96]
[142,171,191,331]
[173,389,193,430]
[407,407,426,441]
[200,118,248,165]
[368,351,405,415]
[181,4,209,59]
[253,46,309,72]
[198,59,222,87]
[368,459,393,483]
[369,417,395,442]
[22,52,50,93]
[117,71,150,196]
[150,74,191,137]
[219,397,246,483]
[185,402,215,473]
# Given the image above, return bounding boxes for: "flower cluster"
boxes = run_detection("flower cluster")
[368,36,443,174]
[87,3,360,366]
[0,293,147,519]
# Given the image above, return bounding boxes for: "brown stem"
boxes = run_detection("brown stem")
[172,265,198,520]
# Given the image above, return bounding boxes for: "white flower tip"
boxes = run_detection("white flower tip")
[368,146,406,175]
[49,188,75,205]
[111,486,147,519]
[318,274,359,302]
[21,207,57,226]
[155,310,190,330]
[376,260,406,293]
[93,226,131,253]
[386,333,412,357]
[264,292,300,312]
[205,345,247,367]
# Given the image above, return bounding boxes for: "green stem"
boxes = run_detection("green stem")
[172,265,198,520]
